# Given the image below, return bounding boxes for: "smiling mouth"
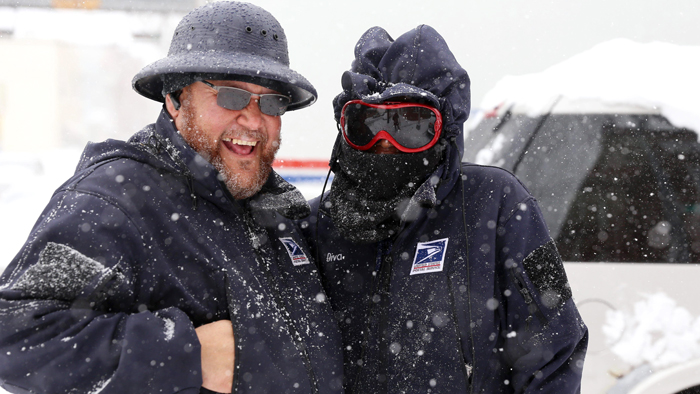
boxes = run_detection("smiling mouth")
[222,137,258,156]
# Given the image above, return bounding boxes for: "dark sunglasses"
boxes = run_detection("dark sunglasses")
[201,81,291,116]
[340,100,442,153]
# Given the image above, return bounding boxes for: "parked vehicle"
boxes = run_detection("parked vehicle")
[464,39,700,394]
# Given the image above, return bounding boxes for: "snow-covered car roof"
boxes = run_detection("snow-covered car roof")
[477,38,700,134]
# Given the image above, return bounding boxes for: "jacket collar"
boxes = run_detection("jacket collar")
[152,109,220,187]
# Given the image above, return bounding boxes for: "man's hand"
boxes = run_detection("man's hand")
[196,320,235,393]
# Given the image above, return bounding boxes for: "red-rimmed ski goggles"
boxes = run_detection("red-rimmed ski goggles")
[340,100,442,153]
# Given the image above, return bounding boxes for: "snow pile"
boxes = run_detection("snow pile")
[0,150,82,273]
[602,292,700,369]
[479,39,700,134]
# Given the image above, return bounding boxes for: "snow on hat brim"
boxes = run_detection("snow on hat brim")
[132,51,316,111]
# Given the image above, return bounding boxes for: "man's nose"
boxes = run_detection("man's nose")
[235,98,264,129]
[377,139,394,148]
[368,138,400,154]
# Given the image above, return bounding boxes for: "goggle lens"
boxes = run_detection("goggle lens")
[342,101,442,152]
[203,81,291,116]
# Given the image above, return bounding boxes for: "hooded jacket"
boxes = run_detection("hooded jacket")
[302,26,587,393]
[0,110,343,394]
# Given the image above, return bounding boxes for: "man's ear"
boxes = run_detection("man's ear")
[165,93,181,120]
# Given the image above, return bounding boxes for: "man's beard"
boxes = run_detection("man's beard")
[211,144,277,200]
[179,105,280,200]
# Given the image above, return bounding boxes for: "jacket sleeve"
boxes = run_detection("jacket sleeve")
[498,196,588,393]
[0,190,203,394]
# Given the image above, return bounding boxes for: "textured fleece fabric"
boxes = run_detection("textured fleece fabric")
[0,110,343,394]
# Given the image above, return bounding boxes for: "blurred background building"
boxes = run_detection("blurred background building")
[0,0,206,151]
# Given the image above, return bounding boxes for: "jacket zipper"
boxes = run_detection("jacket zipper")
[228,208,319,394]
[443,266,473,392]
[351,240,393,393]
[223,272,242,393]
[249,219,319,394]
[511,269,547,328]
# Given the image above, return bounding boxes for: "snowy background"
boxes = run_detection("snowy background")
[2,0,700,268]
[2,1,700,393]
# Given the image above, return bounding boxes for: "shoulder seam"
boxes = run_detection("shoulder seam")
[460,162,534,195]
[502,195,537,225]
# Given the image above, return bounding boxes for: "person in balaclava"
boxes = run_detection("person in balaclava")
[0,2,343,394]
[301,25,588,394]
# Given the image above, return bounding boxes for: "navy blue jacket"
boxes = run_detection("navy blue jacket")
[304,162,588,393]
[302,24,587,393]
[0,110,344,394]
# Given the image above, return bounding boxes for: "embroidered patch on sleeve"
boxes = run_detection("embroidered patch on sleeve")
[410,238,449,276]
[521,240,572,309]
[279,237,310,266]
[12,242,123,301]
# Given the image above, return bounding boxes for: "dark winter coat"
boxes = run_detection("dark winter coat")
[305,164,588,393]
[300,25,587,393]
[0,110,344,394]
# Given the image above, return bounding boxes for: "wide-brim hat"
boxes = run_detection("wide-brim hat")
[132,1,316,111]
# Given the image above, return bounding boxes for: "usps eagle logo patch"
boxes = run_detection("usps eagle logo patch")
[410,238,449,275]
[279,237,310,266]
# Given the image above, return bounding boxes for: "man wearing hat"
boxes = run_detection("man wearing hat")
[302,25,587,393]
[0,2,342,394]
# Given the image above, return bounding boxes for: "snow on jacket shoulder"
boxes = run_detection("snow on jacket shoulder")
[302,162,587,394]
[0,110,344,394]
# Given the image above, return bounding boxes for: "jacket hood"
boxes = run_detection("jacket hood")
[330,25,470,196]
[332,25,470,143]
[76,110,189,175]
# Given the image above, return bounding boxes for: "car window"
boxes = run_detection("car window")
[514,114,700,263]
[513,115,605,239]
[464,111,542,169]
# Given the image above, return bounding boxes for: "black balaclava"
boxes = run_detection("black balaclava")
[327,25,471,243]
[329,140,444,243]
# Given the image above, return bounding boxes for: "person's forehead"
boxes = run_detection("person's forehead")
[208,80,279,95]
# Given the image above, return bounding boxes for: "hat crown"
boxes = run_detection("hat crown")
[168,2,289,66]
[131,1,317,110]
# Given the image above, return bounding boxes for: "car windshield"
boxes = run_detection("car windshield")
[489,113,700,263]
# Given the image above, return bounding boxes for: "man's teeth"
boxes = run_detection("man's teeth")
[222,138,257,146]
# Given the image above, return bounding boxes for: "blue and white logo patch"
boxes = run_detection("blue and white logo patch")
[410,238,449,275]
[279,237,310,266]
